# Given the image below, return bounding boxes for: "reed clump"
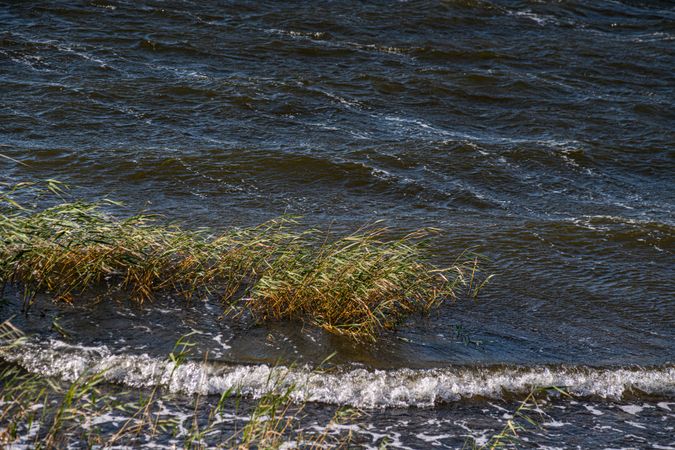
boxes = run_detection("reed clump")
[0,181,485,341]
[247,227,469,339]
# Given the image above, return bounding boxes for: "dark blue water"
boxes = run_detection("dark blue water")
[1,1,674,447]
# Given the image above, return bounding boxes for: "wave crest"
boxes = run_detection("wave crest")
[2,339,673,408]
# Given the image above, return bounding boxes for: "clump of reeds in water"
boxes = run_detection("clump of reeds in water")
[247,226,471,338]
[0,181,487,341]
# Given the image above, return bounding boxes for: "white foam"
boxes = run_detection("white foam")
[542,420,569,428]
[2,339,674,409]
[619,404,644,415]
[625,421,647,429]
[657,402,674,411]
[416,432,453,442]
[212,333,231,351]
[585,404,605,415]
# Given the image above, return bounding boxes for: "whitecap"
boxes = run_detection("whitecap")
[2,339,674,409]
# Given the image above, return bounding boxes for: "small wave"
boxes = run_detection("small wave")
[2,339,673,409]
[266,29,331,41]
[565,214,674,250]
[629,32,675,43]
[4,31,112,69]
[510,10,560,26]
[576,215,674,229]
[265,28,410,58]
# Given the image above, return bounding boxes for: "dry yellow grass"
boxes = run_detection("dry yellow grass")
[1,181,485,340]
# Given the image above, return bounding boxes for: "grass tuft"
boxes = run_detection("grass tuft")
[0,181,485,340]
[247,226,466,339]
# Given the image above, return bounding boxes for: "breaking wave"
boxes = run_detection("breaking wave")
[2,339,673,409]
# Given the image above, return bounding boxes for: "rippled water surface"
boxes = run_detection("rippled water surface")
[1,0,674,447]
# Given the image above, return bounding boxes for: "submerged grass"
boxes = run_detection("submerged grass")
[0,181,486,340]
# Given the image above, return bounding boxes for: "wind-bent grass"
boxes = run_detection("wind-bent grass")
[0,181,485,340]
[248,226,468,339]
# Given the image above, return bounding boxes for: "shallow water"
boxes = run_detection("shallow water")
[1,0,674,447]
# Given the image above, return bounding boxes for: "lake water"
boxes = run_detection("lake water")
[1,0,674,447]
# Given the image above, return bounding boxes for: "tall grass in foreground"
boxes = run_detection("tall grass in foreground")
[0,181,488,340]
[0,320,355,449]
